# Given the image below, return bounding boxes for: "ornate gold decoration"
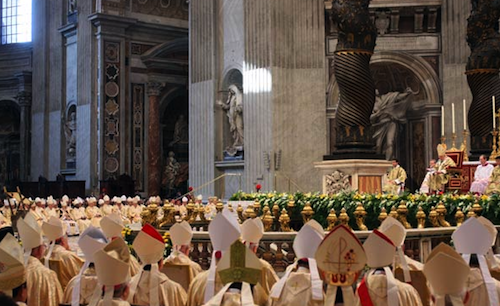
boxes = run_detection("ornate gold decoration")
[216,200,224,214]
[450,133,458,151]
[261,206,270,220]
[416,206,426,229]
[159,202,175,227]
[197,205,207,222]
[327,209,338,231]
[472,201,483,216]
[237,204,244,222]
[279,209,292,232]
[396,201,412,229]
[263,210,274,232]
[301,201,314,223]
[339,208,350,228]
[354,202,367,231]
[389,206,398,219]
[491,130,499,160]
[272,203,280,220]
[378,207,388,225]
[287,199,296,217]
[455,207,465,226]
[245,205,256,219]
[466,209,476,219]
[461,130,469,161]
[186,199,195,222]
[228,203,234,213]
[141,203,160,227]
[428,206,439,227]
[253,200,261,217]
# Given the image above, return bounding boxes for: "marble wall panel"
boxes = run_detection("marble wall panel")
[30,113,44,180]
[48,111,61,180]
[75,104,91,189]
[189,80,216,197]
[222,0,244,71]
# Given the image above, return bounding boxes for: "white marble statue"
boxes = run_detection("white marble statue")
[371,87,415,160]
[68,0,77,13]
[163,151,180,192]
[218,84,244,150]
[64,109,77,160]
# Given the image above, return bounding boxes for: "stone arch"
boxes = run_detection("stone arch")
[327,51,442,108]
[370,51,442,105]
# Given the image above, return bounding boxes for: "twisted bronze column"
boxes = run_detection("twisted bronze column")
[329,0,379,158]
[466,0,500,157]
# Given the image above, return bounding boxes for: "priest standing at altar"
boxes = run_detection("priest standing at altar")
[383,159,407,194]
[470,155,494,194]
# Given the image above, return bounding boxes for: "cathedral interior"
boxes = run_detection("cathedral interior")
[0,0,482,198]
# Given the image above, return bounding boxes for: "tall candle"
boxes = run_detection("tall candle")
[441,105,445,136]
[494,96,497,130]
[463,99,467,130]
[452,103,456,134]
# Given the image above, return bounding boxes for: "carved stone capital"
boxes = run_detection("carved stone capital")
[147,82,165,97]
[16,91,32,107]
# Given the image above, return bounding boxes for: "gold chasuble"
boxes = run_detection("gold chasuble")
[97,299,131,306]
[49,244,84,289]
[186,270,269,306]
[383,166,407,194]
[355,274,423,306]
[26,256,63,306]
[63,266,99,305]
[129,271,187,306]
[486,164,500,195]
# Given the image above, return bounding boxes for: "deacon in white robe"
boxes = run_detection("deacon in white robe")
[470,155,494,194]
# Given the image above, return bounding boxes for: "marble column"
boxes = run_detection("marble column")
[147,82,165,196]
[16,90,32,181]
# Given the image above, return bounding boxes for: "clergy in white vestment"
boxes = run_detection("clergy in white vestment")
[419,159,436,194]
[470,155,494,194]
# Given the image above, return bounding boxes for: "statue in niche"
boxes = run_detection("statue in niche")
[63,108,77,163]
[68,0,77,14]
[217,84,244,155]
[325,170,351,194]
[163,151,180,194]
[371,88,416,160]
[169,115,189,146]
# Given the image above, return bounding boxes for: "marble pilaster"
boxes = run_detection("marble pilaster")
[16,89,32,181]
[441,0,472,148]
[147,82,165,196]
[189,0,216,197]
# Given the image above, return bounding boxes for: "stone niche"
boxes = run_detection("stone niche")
[215,69,245,199]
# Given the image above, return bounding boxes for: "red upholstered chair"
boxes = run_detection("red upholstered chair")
[445,150,464,191]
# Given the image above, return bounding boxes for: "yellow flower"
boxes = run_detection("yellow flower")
[481,194,489,201]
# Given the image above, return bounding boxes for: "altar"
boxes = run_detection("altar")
[314,159,392,194]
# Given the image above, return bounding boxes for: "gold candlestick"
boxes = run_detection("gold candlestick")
[460,130,469,161]
[440,136,446,146]
[450,133,458,151]
[490,130,499,161]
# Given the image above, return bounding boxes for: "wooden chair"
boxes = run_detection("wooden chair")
[445,150,464,191]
